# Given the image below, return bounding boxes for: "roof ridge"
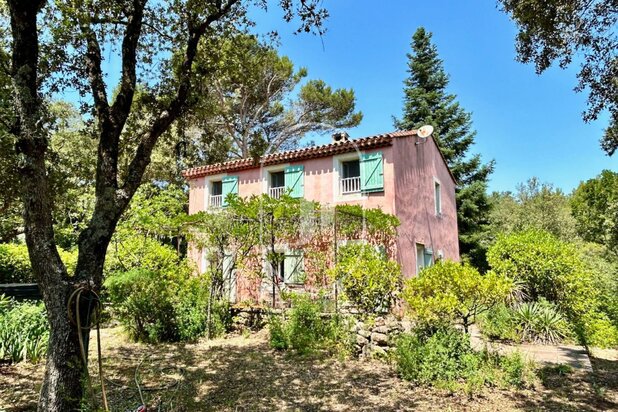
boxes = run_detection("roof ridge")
[182,130,418,179]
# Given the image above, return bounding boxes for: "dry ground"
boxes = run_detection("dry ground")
[1,327,617,412]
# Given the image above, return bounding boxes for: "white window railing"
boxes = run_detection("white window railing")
[269,186,285,199]
[340,176,361,194]
[210,194,222,208]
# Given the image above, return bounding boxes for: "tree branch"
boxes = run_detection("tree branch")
[120,0,240,199]
[110,0,146,131]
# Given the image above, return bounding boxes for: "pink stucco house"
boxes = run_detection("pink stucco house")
[183,130,459,302]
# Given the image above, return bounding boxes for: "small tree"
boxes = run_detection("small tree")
[403,260,513,333]
[331,243,401,314]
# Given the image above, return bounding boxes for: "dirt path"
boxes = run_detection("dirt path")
[1,327,616,411]
[469,325,593,371]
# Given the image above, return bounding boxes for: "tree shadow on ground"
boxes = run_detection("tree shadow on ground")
[502,359,618,412]
[2,328,617,412]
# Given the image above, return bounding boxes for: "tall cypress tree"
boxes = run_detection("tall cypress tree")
[395,27,494,270]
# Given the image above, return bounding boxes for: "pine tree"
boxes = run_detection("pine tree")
[395,27,495,270]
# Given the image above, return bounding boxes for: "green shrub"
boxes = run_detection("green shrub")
[104,266,217,343]
[499,351,534,388]
[488,230,597,317]
[0,296,49,363]
[331,244,401,314]
[287,295,322,353]
[268,314,289,350]
[479,303,519,342]
[403,260,513,333]
[105,236,186,276]
[578,312,618,348]
[395,328,473,384]
[395,328,535,393]
[514,300,572,344]
[488,230,618,347]
[268,295,353,355]
[0,243,77,283]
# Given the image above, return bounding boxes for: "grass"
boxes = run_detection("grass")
[0,327,616,411]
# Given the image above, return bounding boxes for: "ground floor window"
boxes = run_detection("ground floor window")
[416,243,433,274]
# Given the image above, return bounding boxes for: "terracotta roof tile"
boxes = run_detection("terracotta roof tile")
[182,130,419,179]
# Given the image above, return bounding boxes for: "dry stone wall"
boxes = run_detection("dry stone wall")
[352,315,413,358]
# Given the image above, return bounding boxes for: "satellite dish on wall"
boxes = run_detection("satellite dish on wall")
[417,125,434,138]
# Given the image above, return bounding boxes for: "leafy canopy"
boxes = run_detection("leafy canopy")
[571,170,618,256]
[403,260,513,332]
[331,243,401,314]
[498,0,618,155]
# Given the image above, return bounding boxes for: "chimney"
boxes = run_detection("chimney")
[332,131,350,144]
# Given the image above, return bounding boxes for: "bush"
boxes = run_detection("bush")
[268,294,353,355]
[514,300,572,344]
[487,230,597,317]
[403,260,513,333]
[395,328,473,385]
[104,266,218,343]
[0,243,77,283]
[481,300,573,344]
[487,230,618,347]
[0,296,49,363]
[105,236,186,276]
[395,327,536,393]
[331,244,401,314]
[479,303,520,342]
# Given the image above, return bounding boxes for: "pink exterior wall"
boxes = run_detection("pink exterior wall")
[186,134,459,298]
[392,136,459,277]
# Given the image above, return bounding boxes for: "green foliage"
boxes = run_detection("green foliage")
[335,204,400,248]
[487,230,595,314]
[105,235,189,277]
[119,183,188,240]
[513,300,572,344]
[191,33,362,159]
[0,297,49,363]
[268,295,353,355]
[394,328,535,392]
[498,0,617,155]
[479,303,520,342]
[394,27,494,269]
[487,230,618,347]
[489,178,577,243]
[571,170,618,256]
[331,243,401,314]
[0,243,77,283]
[104,262,219,343]
[0,244,34,283]
[403,260,513,332]
[395,328,474,384]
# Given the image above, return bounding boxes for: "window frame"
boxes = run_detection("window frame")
[434,178,442,216]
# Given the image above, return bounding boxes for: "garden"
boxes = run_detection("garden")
[2,176,618,411]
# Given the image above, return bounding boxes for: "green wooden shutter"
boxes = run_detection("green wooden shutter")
[423,249,433,268]
[221,175,239,206]
[284,251,304,284]
[284,165,304,198]
[360,152,384,193]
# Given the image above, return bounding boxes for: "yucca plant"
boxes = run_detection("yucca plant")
[515,302,539,342]
[514,299,570,344]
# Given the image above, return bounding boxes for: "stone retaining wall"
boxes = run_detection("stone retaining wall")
[352,315,413,358]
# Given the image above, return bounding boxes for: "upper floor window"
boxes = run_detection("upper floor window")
[434,180,442,216]
[340,159,361,194]
[269,171,285,199]
[210,180,223,208]
[266,166,304,199]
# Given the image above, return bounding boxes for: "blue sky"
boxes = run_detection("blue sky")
[250,0,617,193]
